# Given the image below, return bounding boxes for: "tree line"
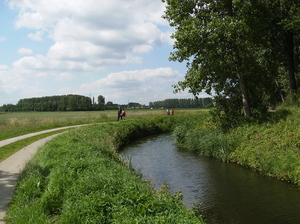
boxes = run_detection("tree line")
[0,95,105,112]
[0,95,212,112]
[163,0,300,131]
[149,97,212,109]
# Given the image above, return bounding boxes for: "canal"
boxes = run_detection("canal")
[120,134,300,224]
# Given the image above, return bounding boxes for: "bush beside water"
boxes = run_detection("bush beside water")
[172,107,300,188]
[6,116,204,224]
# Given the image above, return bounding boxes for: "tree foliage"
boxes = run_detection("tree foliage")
[149,97,212,109]
[0,94,117,112]
[1,95,93,112]
[162,0,300,130]
[97,95,105,111]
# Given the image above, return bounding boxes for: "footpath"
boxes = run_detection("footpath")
[0,124,90,148]
[0,124,91,223]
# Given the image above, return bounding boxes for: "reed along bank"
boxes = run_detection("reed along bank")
[172,106,300,188]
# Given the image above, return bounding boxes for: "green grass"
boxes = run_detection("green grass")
[5,116,205,223]
[0,109,207,170]
[0,109,206,163]
[0,111,115,140]
[172,113,232,162]
[0,109,204,140]
[0,129,69,163]
[228,107,300,186]
[171,107,300,188]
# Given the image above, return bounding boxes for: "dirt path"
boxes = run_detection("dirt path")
[0,124,91,147]
[0,124,94,223]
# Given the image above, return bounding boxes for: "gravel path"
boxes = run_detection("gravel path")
[0,124,93,223]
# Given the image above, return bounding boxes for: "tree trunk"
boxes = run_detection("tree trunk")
[275,78,285,103]
[226,0,251,117]
[284,31,297,95]
[237,73,252,117]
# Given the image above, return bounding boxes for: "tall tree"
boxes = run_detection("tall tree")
[162,0,289,125]
[68,95,77,111]
[98,95,105,110]
[266,0,300,96]
[163,0,255,117]
[239,0,300,103]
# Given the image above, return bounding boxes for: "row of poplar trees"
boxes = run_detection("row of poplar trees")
[149,97,212,109]
[1,95,105,112]
[163,0,300,130]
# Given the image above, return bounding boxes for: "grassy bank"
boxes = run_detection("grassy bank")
[172,107,300,188]
[229,107,300,186]
[5,116,205,224]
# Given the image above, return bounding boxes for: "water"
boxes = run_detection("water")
[120,134,300,224]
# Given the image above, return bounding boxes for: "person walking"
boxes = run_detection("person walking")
[117,107,122,121]
[121,110,126,120]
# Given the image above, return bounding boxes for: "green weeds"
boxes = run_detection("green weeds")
[172,107,300,187]
[172,113,232,162]
[5,116,204,223]
[228,107,300,186]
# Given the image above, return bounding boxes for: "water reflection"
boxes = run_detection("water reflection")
[120,134,300,224]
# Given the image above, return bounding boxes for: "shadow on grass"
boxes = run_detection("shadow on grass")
[264,108,292,123]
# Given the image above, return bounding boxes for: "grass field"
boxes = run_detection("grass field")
[0,109,208,162]
[0,110,115,140]
[0,109,206,140]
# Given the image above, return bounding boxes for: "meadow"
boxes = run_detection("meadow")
[0,109,206,163]
[0,110,116,141]
[0,109,205,141]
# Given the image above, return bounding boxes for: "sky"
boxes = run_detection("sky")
[0,0,209,106]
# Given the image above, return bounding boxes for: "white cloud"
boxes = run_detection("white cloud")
[132,45,153,54]
[12,54,105,72]
[58,87,73,95]
[8,0,172,71]
[14,11,44,29]
[2,0,199,106]
[0,65,9,70]
[82,67,179,89]
[0,37,6,41]
[79,67,188,104]
[13,54,49,70]
[0,67,61,104]
[55,72,76,81]
[0,68,25,94]
[18,48,33,55]
[27,30,44,41]
[47,40,107,61]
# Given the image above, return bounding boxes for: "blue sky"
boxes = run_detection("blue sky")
[0,0,209,106]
